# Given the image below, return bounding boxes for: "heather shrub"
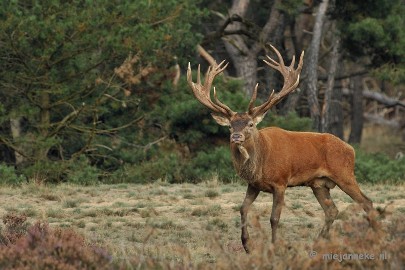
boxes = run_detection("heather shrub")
[0,215,113,270]
[0,213,28,245]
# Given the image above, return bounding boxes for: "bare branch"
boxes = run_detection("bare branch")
[197,45,217,67]
[69,116,144,134]
[342,88,405,108]
[130,136,168,151]
[364,113,400,128]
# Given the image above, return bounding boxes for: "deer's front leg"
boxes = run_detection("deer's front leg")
[270,186,285,243]
[240,184,260,253]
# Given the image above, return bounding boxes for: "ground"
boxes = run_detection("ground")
[0,180,404,267]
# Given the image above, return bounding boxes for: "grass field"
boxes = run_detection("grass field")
[0,180,404,268]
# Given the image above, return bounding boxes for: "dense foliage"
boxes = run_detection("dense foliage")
[0,0,403,185]
[334,0,405,84]
[355,150,405,183]
[0,0,211,183]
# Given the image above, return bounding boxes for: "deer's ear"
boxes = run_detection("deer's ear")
[253,112,267,125]
[211,113,230,126]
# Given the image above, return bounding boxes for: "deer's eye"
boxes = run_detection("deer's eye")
[249,122,254,127]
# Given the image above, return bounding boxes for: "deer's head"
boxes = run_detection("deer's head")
[187,45,304,147]
[212,112,259,145]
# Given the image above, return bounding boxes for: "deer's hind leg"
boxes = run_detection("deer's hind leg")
[311,179,339,238]
[335,178,380,230]
[337,181,373,213]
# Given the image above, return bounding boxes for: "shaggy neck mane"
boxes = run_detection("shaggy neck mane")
[230,130,263,182]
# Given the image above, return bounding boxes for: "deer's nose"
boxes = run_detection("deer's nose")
[231,133,245,143]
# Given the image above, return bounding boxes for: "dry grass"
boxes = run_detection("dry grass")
[0,180,404,268]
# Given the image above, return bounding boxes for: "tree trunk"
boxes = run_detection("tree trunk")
[230,53,258,96]
[262,13,286,101]
[38,90,51,160]
[329,85,344,139]
[321,26,340,134]
[9,117,25,165]
[222,0,254,95]
[222,0,282,97]
[281,9,315,114]
[348,75,364,144]
[305,0,329,131]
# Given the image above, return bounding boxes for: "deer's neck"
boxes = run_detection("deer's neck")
[230,131,262,182]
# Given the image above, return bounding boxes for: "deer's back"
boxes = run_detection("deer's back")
[258,127,355,187]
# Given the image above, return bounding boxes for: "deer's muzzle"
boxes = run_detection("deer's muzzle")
[231,133,245,144]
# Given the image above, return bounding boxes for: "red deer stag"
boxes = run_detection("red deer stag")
[187,45,376,253]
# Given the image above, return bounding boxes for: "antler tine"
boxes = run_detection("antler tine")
[209,61,229,81]
[213,86,234,113]
[264,56,278,69]
[187,62,192,81]
[187,61,235,117]
[297,50,304,72]
[204,61,228,93]
[247,83,259,113]
[289,55,296,69]
[197,64,202,85]
[248,45,304,117]
[263,45,285,71]
[187,62,196,91]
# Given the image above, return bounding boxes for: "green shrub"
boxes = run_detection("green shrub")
[264,111,313,131]
[19,156,100,185]
[21,160,65,183]
[107,152,183,184]
[355,149,405,183]
[0,164,26,186]
[184,146,238,182]
[66,155,100,185]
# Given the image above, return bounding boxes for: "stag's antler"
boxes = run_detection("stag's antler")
[187,61,236,117]
[248,45,304,117]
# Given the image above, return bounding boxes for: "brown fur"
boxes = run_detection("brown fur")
[187,45,376,253]
[225,113,375,253]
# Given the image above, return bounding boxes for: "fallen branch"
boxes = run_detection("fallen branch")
[342,88,405,108]
[196,45,217,67]
[319,70,369,81]
[363,113,400,128]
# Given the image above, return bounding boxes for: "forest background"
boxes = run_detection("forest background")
[1,0,405,185]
